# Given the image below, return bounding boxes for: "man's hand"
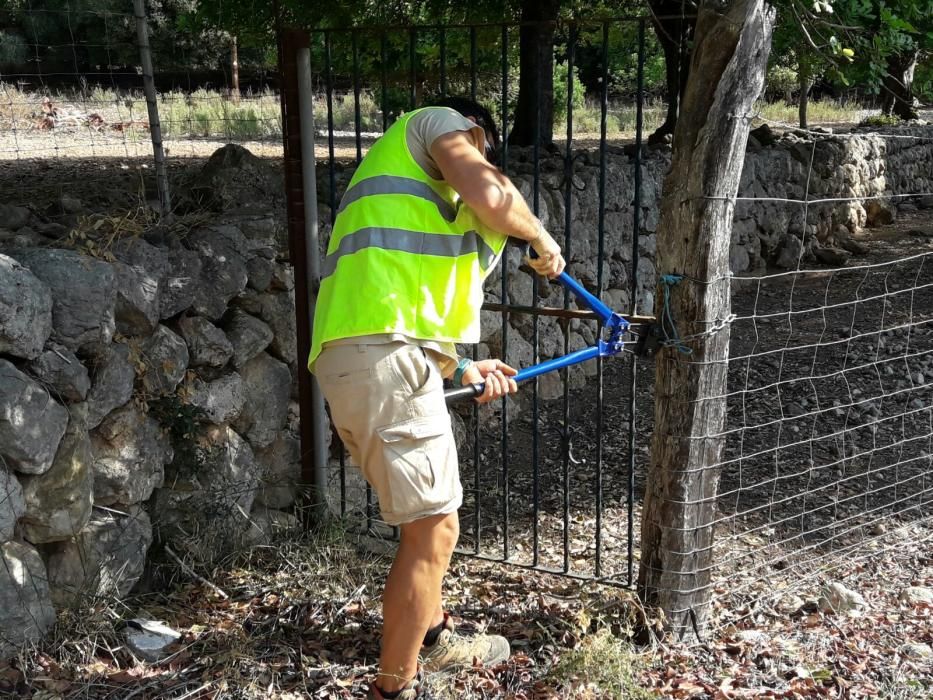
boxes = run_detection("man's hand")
[527,227,566,279]
[461,358,518,404]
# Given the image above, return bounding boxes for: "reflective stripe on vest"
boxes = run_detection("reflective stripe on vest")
[309,108,508,370]
[321,227,499,279]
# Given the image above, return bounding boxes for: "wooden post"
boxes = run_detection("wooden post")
[637,0,775,641]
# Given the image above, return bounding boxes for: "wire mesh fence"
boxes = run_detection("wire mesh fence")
[650,123,933,633]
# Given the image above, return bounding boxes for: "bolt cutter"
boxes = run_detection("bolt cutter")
[444,266,654,403]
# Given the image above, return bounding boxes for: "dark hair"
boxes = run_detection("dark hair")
[431,96,500,163]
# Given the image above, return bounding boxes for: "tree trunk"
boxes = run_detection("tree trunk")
[881,48,919,120]
[797,55,810,129]
[637,0,775,642]
[231,35,240,105]
[509,0,560,146]
[648,0,696,144]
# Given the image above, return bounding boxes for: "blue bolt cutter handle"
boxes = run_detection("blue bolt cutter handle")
[444,268,629,403]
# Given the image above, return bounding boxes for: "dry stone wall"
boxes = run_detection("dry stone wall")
[0,146,302,658]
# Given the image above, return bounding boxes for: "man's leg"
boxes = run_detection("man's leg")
[376,511,459,693]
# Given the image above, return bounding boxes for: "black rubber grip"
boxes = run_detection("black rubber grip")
[444,382,485,403]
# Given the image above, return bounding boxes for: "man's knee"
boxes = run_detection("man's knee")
[401,512,459,561]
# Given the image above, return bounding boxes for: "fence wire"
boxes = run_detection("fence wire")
[656,125,933,631]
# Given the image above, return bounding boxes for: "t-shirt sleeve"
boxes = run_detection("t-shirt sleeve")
[406,107,486,180]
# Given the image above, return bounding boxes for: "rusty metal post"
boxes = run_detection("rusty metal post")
[278,28,328,521]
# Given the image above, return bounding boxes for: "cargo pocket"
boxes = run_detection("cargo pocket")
[376,414,453,519]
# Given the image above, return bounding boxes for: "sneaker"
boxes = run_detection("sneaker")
[367,673,433,699]
[420,614,511,672]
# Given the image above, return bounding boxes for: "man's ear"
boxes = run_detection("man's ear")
[466,115,478,124]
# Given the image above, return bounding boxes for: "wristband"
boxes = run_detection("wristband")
[452,357,473,386]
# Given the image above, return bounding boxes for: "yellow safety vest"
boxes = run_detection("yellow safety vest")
[308,108,508,370]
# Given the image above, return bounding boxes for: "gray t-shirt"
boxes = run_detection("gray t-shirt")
[406,107,486,180]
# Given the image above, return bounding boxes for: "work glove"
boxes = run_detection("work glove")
[526,222,566,279]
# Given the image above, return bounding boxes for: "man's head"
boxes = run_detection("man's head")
[432,96,500,164]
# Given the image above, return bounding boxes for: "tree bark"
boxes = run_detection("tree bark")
[637,0,775,641]
[230,35,240,105]
[881,48,919,121]
[509,0,560,146]
[797,55,810,129]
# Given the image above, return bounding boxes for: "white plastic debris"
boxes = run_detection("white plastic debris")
[124,618,182,661]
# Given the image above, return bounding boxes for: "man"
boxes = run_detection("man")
[309,97,565,700]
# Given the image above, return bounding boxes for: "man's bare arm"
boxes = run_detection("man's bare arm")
[430,131,565,277]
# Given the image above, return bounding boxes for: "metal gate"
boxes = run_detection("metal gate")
[279,18,655,585]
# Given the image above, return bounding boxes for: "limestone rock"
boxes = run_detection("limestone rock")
[247,256,275,292]
[233,353,291,448]
[45,505,152,607]
[189,144,283,212]
[0,358,68,475]
[112,261,161,336]
[814,247,851,267]
[160,248,202,319]
[254,431,300,509]
[224,309,274,368]
[85,343,135,429]
[92,403,172,506]
[245,506,300,547]
[899,586,933,605]
[900,643,932,659]
[187,225,249,320]
[151,426,258,564]
[0,467,25,543]
[27,342,91,402]
[864,199,895,227]
[0,253,53,360]
[19,415,93,543]
[774,234,804,269]
[235,289,297,367]
[0,541,56,660]
[13,248,116,353]
[0,203,32,231]
[187,372,246,424]
[818,582,866,613]
[138,325,189,397]
[177,315,233,368]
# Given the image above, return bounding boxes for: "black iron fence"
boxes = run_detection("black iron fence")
[280,18,657,585]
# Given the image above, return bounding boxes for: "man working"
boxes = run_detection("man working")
[309,96,565,700]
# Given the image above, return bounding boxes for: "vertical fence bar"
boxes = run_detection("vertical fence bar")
[132,0,171,217]
[323,30,344,515]
[409,28,417,110]
[561,22,578,574]
[381,33,389,132]
[470,26,478,101]
[595,20,610,579]
[530,33,542,567]
[439,27,447,98]
[500,24,511,561]
[467,24,481,556]
[628,19,646,586]
[352,31,363,163]
[350,28,372,528]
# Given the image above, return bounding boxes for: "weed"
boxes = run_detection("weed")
[549,628,653,699]
[148,392,209,479]
[859,113,904,128]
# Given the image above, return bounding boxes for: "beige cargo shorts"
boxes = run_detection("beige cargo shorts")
[315,341,462,526]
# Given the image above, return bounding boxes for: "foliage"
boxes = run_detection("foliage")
[553,59,586,125]
[149,393,208,478]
